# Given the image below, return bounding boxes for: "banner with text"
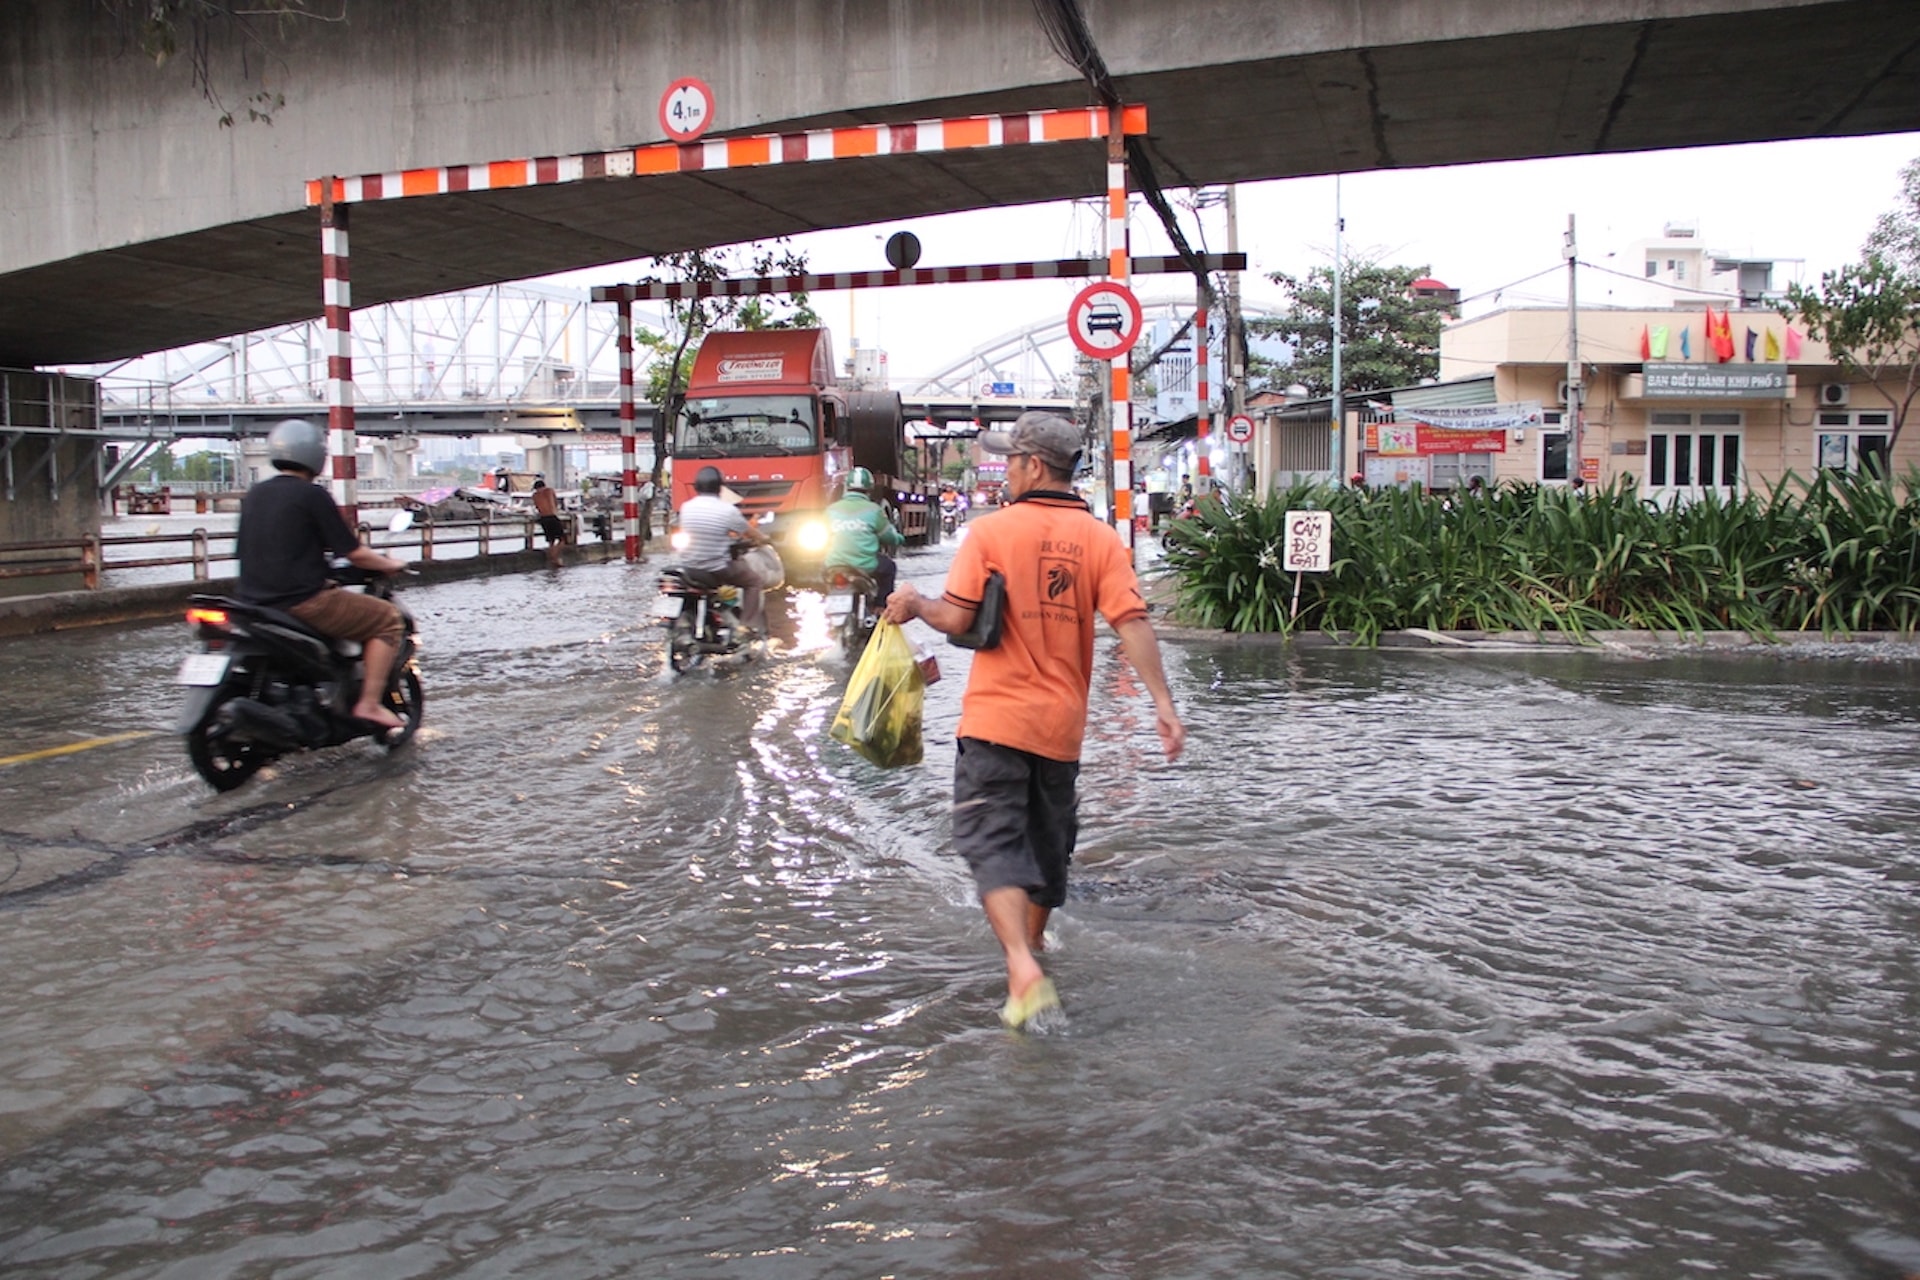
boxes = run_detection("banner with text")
[1642,364,1789,399]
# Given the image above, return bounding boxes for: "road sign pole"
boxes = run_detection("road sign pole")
[1107,107,1132,553]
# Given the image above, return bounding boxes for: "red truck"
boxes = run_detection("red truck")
[669,328,931,575]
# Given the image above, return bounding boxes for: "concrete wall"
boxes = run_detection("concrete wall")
[0,371,103,596]
[0,0,1857,277]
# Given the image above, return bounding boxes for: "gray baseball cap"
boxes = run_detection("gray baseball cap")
[978,411,1083,473]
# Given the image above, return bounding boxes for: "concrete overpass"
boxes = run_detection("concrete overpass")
[5,0,1919,368]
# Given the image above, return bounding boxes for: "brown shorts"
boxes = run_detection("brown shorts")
[290,585,404,646]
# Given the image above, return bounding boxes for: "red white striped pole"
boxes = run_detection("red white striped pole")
[616,300,640,563]
[1195,294,1211,486]
[588,254,1241,303]
[1106,108,1132,554]
[319,192,357,520]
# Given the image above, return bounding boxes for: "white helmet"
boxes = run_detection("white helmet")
[266,419,326,474]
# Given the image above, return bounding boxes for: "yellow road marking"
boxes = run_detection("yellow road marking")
[0,731,158,768]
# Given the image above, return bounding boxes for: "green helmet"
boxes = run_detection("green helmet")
[845,466,875,495]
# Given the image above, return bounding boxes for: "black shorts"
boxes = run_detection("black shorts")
[538,514,566,543]
[952,737,1080,909]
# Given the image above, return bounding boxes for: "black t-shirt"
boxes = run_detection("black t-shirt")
[236,473,362,608]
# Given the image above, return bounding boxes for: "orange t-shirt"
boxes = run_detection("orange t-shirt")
[942,493,1148,762]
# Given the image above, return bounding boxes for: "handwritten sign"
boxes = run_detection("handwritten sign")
[1284,510,1332,573]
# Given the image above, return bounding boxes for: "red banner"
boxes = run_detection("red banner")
[1366,422,1507,456]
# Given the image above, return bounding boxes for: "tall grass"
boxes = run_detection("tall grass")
[1158,470,1920,643]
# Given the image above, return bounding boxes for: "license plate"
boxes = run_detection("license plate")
[824,591,854,618]
[651,595,684,619]
[176,652,231,686]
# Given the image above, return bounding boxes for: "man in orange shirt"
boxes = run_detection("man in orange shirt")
[884,412,1185,1030]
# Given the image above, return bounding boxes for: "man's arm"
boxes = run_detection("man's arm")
[883,583,976,637]
[347,545,408,575]
[1113,617,1186,761]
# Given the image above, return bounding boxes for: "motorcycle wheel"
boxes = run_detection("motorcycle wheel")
[380,669,425,752]
[667,612,705,673]
[185,690,272,792]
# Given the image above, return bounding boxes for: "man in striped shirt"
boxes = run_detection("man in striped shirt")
[678,465,772,635]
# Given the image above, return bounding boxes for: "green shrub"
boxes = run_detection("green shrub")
[1156,470,1920,643]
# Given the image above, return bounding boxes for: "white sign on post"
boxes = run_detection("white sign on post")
[1284,510,1332,573]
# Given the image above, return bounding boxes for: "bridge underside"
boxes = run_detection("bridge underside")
[7,0,1919,367]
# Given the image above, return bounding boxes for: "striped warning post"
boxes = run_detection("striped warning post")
[617,301,641,563]
[307,105,1149,207]
[1106,108,1132,550]
[320,199,357,518]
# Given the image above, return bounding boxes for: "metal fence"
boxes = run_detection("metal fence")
[0,509,581,591]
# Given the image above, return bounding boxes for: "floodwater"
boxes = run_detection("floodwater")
[1,541,1918,1278]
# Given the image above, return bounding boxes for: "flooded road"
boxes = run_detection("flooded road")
[2,543,1918,1278]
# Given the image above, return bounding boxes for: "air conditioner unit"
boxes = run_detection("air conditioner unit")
[1820,382,1850,407]
[1554,379,1572,407]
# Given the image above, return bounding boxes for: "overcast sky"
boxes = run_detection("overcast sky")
[565,130,1920,386]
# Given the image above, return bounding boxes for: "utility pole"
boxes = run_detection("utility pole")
[1332,176,1344,481]
[1226,184,1245,493]
[1564,214,1582,482]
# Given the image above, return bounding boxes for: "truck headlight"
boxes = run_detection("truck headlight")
[796,519,830,552]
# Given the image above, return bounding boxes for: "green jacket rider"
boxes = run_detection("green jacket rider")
[824,467,903,599]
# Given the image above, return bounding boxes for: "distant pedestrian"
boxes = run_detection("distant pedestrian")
[884,411,1185,1032]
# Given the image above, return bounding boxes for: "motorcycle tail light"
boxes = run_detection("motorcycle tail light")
[186,606,228,627]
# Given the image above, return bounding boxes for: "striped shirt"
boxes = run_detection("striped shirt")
[677,494,749,572]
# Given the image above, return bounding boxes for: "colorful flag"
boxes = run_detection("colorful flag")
[1650,326,1670,359]
[1639,325,1650,360]
[1711,310,1736,362]
[1680,327,1691,359]
[1764,329,1780,361]
[1785,326,1804,359]
[1745,328,1757,362]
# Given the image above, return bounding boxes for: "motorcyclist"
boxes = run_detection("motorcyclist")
[235,419,409,731]
[823,466,902,602]
[677,464,772,636]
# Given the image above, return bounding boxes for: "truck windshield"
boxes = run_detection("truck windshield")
[675,396,817,457]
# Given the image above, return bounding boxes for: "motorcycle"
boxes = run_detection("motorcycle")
[654,565,755,673]
[174,565,423,791]
[822,564,882,658]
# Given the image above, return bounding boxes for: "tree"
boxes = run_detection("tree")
[636,241,819,483]
[1864,155,1920,275]
[1785,170,1920,458]
[1248,256,1451,397]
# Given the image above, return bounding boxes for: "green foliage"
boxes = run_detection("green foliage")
[1864,155,1920,275]
[1159,471,1920,643]
[1248,256,1452,396]
[1783,160,1920,453]
[636,242,819,407]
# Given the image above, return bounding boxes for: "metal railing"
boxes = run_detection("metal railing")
[0,509,580,591]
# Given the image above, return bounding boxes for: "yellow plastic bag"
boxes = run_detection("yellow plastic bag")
[829,619,925,768]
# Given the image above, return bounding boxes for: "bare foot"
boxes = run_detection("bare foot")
[352,703,405,732]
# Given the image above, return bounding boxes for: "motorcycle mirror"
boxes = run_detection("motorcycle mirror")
[388,508,416,533]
